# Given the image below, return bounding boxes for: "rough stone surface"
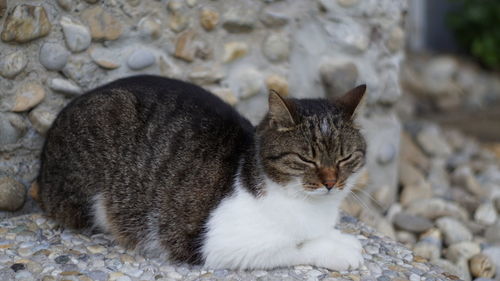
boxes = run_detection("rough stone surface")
[0,0,6,18]
[0,213,455,281]
[1,5,51,43]
[0,50,28,78]
[39,43,70,71]
[0,3,411,277]
[0,177,26,211]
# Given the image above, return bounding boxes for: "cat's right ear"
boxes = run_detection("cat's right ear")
[335,84,366,119]
[268,90,296,128]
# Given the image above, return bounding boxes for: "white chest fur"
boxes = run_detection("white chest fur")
[201,176,363,270]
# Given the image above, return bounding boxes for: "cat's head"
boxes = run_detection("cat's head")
[256,85,367,197]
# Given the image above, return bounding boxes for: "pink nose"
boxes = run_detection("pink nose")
[323,180,336,190]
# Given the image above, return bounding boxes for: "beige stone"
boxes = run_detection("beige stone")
[265,74,289,96]
[212,88,238,106]
[0,50,28,78]
[200,8,219,31]
[29,181,39,202]
[386,26,405,52]
[1,5,52,43]
[11,82,45,112]
[0,176,26,211]
[89,46,121,69]
[169,12,189,33]
[82,6,123,41]
[174,29,196,62]
[470,253,495,278]
[223,42,248,63]
[29,107,56,135]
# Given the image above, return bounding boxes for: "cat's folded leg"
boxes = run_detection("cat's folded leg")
[203,229,363,271]
[299,230,364,271]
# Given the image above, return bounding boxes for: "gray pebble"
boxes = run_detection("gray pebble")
[60,16,91,53]
[39,43,70,71]
[127,49,156,70]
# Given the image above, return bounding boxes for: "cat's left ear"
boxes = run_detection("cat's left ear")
[335,84,366,118]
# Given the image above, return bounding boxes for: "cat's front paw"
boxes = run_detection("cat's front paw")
[305,233,364,271]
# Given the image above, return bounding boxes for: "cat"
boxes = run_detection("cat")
[38,75,367,271]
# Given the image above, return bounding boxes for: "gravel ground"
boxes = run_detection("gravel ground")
[0,213,455,281]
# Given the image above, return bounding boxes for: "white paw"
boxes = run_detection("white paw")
[306,234,364,271]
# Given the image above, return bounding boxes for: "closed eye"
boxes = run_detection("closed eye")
[295,154,317,167]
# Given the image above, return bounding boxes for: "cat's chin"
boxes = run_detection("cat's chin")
[302,188,340,198]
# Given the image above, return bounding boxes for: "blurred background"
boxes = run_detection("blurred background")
[0,0,499,280]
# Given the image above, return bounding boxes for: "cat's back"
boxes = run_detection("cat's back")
[39,75,254,239]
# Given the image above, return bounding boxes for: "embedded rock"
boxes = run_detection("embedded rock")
[82,6,123,41]
[1,5,52,43]
[0,177,26,211]
[262,32,290,62]
[39,43,70,71]
[0,113,28,146]
[48,78,83,96]
[0,50,28,78]
[127,49,156,70]
[200,8,219,31]
[88,46,121,70]
[29,107,56,135]
[11,82,46,112]
[60,16,92,53]
[174,29,197,62]
[222,7,257,33]
[223,42,248,63]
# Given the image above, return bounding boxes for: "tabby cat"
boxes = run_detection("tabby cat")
[38,75,367,270]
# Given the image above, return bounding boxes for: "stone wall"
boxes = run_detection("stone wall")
[0,0,407,216]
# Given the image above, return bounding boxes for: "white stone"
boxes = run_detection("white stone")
[138,16,161,40]
[262,33,290,62]
[436,217,473,245]
[445,241,481,263]
[0,50,28,78]
[231,68,264,99]
[48,78,83,96]
[39,43,70,71]
[60,16,92,53]
[475,202,498,226]
[127,49,156,70]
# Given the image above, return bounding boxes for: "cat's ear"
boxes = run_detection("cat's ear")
[336,84,366,118]
[268,90,296,128]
